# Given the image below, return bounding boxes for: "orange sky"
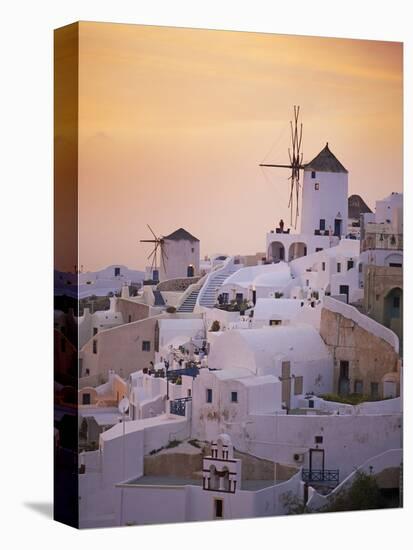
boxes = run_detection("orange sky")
[75,22,402,271]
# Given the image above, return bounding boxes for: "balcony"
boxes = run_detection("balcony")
[302,469,340,486]
[361,233,403,252]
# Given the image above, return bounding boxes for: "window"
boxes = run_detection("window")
[222,292,229,304]
[214,498,224,519]
[389,263,402,268]
[206,388,213,403]
[142,341,151,352]
[187,389,192,397]
[393,296,400,309]
[191,247,194,253]
[114,267,120,276]
[354,380,363,394]
[319,219,326,231]
[311,171,316,179]
[315,247,323,252]
[93,340,98,354]
[370,382,379,399]
[93,327,98,336]
[315,435,323,444]
[269,319,282,326]
[235,293,243,303]
[347,260,354,270]
[314,182,319,190]
[231,391,238,403]
[337,263,341,273]
[322,262,326,272]
[294,376,303,395]
[82,393,91,405]
[128,315,132,323]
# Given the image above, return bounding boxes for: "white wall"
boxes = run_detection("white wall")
[300,169,348,237]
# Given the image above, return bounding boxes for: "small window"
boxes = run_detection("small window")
[389,263,402,268]
[322,262,326,272]
[269,319,282,326]
[214,498,224,519]
[314,182,319,190]
[191,247,194,253]
[347,260,354,270]
[92,340,98,354]
[187,388,192,397]
[311,171,316,179]
[294,376,303,395]
[231,391,238,403]
[393,296,400,309]
[114,267,121,276]
[128,315,132,323]
[235,293,243,303]
[315,435,323,444]
[82,393,91,405]
[93,327,98,336]
[354,380,363,394]
[371,382,379,399]
[206,388,213,403]
[319,219,326,231]
[337,263,341,273]
[142,341,151,352]
[315,247,323,253]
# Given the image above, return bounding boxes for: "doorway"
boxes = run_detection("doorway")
[339,285,349,303]
[309,448,325,473]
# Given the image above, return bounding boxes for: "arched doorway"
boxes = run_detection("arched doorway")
[268,241,285,262]
[288,242,307,261]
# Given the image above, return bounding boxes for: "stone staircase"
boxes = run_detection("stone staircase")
[198,262,241,308]
[177,288,200,313]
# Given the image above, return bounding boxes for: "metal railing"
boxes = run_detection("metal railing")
[170,397,192,416]
[302,469,340,484]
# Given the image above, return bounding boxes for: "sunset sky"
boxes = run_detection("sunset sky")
[75,22,402,271]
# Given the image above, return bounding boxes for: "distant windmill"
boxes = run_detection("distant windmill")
[260,105,304,228]
[139,225,168,280]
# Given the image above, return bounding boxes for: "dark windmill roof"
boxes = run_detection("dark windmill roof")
[304,143,348,174]
[163,228,199,242]
[348,194,372,219]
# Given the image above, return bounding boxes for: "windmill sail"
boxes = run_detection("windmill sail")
[260,105,304,228]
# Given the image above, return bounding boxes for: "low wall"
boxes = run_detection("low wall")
[307,448,402,511]
[157,277,201,292]
[323,296,399,352]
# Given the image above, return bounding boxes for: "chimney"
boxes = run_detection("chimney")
[121,284,130,299]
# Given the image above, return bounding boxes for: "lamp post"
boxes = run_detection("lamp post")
[118,396,130,526]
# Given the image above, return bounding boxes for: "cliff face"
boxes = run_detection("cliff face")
[319,307,400,399]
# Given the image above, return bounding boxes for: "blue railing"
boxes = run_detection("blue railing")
[170,397,192,416]
[302,469,340,484]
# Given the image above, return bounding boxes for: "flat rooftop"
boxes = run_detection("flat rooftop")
[122,475,280,491]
